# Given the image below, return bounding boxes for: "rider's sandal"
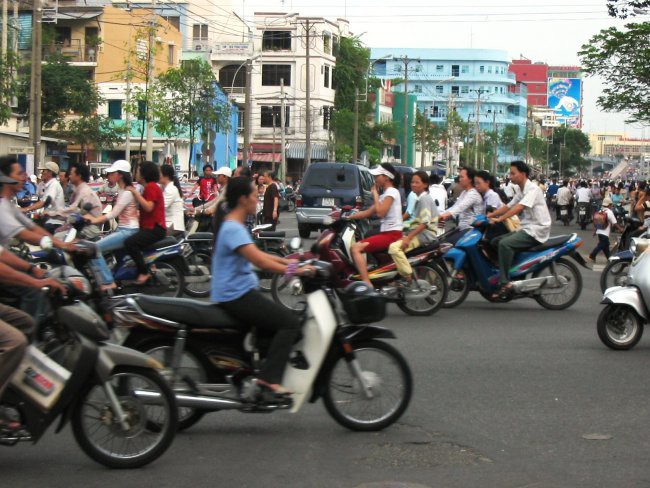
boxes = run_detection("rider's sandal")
[491,283,513,300]
[0,418,23,435]
[255,379,293,398]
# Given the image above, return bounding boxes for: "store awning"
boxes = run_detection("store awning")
[286,142,328,160]
[237,152,282,163]
[54,11,102,21]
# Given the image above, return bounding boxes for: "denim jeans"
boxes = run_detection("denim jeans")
[90,227,139,285]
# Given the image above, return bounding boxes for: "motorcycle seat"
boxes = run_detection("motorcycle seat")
[187,232,214,241]
[405,241,440,257]
[133,295,240,329]
[528,235,572,252]
[257,231,286,239]
[144,236,179,251]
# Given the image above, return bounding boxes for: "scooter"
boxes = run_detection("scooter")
[443,214,588,309]
[0,265,178,468]
[112,259,412,432]
[577,201,591,230]
[252,224,288,291]
[598,236,650,350]
[270,209,449,316]
[599,217,647,293]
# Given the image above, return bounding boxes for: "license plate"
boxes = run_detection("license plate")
[560,209,568,216]
[322,198,335,207]
[579,210,586,215]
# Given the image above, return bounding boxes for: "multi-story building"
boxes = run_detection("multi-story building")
[212,12,349,178]
[371,48,528,169]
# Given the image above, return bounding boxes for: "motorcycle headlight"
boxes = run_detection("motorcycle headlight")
[631,237,650,259]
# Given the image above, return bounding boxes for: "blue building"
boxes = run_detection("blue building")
[371,48,528,167]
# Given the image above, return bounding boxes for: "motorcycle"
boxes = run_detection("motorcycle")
[112,259,412,432]
[611,202,628,228]
[252,224,288,292]
[577,201,591,230]
[0,266,178,468]
[598,236,650,350]
[559,204,571,226]
[271,209,449,316]
[443,214,587,309]
[600,217,646,293]
[179,231,213,298]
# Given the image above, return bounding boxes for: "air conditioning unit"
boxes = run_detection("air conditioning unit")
[195,44,205,51]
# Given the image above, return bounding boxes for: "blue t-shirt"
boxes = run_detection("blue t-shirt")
[210,220,259,302]
[547,184,559,197]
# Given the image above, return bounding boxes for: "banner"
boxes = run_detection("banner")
[547,78,582,128]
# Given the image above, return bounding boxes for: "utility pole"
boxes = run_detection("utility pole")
[2,0,7,57]
[304,18,312,172]
[473,88,486,169]
[243,56,252,169]
[446,92,455,175]
[29,0,43,170]
[272,112,277,169]
[353,87,359,163]
[280,78,286,181]
[145,0,156,162]
[397,56,419,166]
[124,60,132,164]
[491,110,498,175]
[420,109,428,168]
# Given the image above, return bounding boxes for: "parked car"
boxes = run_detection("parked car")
[295,162,374,238]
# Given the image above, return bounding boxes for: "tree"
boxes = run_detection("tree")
[332,36,370,112]
[414,110,441,166]
[548,127,591,175]
[0,52,20,126]
[152,59,230,171]
[500,124,523,158]
[606,0,650,18]
[65,115,127,157]
[579,22,650,124]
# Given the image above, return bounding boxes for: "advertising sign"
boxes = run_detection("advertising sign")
[547,77,582,128]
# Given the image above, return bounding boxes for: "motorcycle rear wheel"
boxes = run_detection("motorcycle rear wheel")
[397,264,448,316]
[140,261,184,298]
[322,340,412,431]
[183,252,212,298]
[71,366,177,469]
[533,258,582,310]
[600,260,631,293]
[597,304,644,350]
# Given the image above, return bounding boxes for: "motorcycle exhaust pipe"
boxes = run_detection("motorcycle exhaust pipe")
[134,389,243,410]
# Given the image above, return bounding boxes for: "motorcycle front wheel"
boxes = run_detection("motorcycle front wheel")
[71,366,178,469]
[441,258,470,308]
[597,304,644,350]
[271,274,305,311]
[397,264,448,316]
[600,260,631,293]
[322,340,412,431]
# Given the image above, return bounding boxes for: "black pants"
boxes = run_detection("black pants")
[219,290,301,384]
[263,216,277,231]
[0,285,47,324]
[590,234,611,260]
[123,225,166,275]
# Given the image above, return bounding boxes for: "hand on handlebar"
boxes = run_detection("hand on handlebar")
[297,265,317,277]
[39,278,67,296]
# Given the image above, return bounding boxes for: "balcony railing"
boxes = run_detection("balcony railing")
[43,39,98,63]
[223,86,246,95]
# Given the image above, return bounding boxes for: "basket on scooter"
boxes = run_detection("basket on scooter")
[338,282,386,324]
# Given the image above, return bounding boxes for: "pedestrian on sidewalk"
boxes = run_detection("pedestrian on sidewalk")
[588,198,623,263]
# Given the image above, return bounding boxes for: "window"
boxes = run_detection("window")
[479,65,485,74]
[137,100,147,121]
[331,68,337,89]
[219,64,246,89]
[261,106,290,128]
[432,106,440,117]
[192,24,208,41]
[495,86,499,93]
[323,65,330,88]
[451,64,460,77]
[436,65,444,72]
[487,66,493,74]
[451,85,459,95]
[262,31,291,51]
[461,65,469,74]
[108,100,122,120]
[237,107,245,130]
[323,33,331,54]
[435,85,443,94]
[262,64,291,86]
[414,84,422,93]
[163,16,181,31]
[322,106,333,129]
[461,86,469,94]
[168,45,174,65]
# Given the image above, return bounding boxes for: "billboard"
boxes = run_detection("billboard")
[547,77,582,128]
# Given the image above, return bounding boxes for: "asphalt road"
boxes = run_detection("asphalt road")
[3,215,648,488]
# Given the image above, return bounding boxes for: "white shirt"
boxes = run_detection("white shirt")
[379,187,403,232]
[447,188,484,230]
[163,182,186,232]
[509,179,552,243]
[504,182,516,199]
[576,187,592,203]
[37,178,65,211]
[482,189,503,212]
[556,186,573,206]
[428,184,447,212]
[596,208,617,238]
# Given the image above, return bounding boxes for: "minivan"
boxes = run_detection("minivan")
[295,162,374,238]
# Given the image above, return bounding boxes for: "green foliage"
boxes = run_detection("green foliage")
[414,110,441,164]
[547,127,592,175]
[500,124,523,156]
[63,115,127,153]
[0,52,20,126]
[606,0,650,18]
[335,143,353,163]
[332,36,370,112]
[579,22,650,124]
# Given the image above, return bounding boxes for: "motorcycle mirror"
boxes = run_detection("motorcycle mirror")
[82,202,94,212]
[289,237,302,251]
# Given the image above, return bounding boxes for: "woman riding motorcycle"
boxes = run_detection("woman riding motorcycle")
[211,177,313,398]
[84,160,139,291]
[347,163,403,287]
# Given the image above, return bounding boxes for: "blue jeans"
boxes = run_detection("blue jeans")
[90,227,139,285]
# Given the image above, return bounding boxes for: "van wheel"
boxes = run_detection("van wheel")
[298,225,311,239]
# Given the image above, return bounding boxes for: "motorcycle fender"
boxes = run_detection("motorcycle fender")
[343,325,396,342]
[570,251,589,269]
[282,290,337,413]
[601,286,649,321]
[444,248,466,271]
[95,343,163,382]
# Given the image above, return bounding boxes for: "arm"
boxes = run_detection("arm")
[129,186,155,213]
[441,191,480,220]
[237,244,304,274]
[490,203,525,223]
[0,250,65,292]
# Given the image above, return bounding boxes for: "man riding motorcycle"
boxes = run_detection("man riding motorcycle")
[20,161,65,215]
[487,161,552,298]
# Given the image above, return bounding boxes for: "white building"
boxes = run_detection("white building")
[212,12,350,178]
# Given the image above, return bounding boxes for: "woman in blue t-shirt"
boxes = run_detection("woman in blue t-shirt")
[211,177,312,397]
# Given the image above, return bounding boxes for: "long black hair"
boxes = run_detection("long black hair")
[140,161,160,183]
[161,164,182,197]
[380,163,401,187]
[212,176,254,245]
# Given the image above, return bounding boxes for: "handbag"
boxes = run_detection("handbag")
[503,215,521,232]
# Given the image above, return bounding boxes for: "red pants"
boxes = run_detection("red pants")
[359,231,403,253]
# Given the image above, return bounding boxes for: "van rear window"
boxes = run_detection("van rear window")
[303,167,356,189]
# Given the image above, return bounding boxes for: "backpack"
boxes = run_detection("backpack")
[593,210,609,230]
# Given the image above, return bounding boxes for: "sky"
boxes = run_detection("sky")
[236,0,649,138]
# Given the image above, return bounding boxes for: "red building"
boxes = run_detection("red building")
[508,59,548,107]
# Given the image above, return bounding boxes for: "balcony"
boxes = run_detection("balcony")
[43,39,98,64]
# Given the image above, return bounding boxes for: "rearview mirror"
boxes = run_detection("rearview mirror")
[289,237,302,251]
